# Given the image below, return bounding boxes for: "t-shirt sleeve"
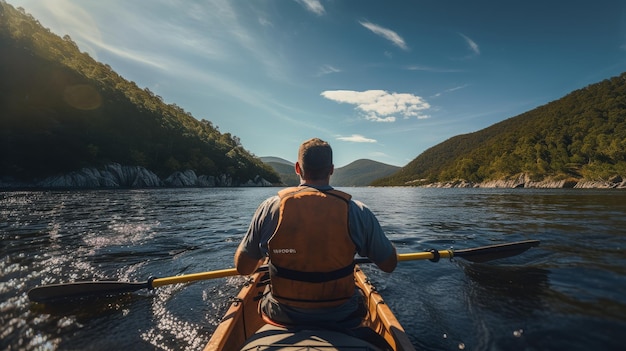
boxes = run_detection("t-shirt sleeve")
[348,200,395,263]
[239,195,280,260]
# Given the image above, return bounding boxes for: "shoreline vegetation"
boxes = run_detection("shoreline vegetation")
[418,177,625,189]
[1,165,624,190]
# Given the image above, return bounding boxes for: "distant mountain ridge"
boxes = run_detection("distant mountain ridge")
[261,157,400,187]
[331,159,400,187]
[260,157,299,186]
[259,157,294,166]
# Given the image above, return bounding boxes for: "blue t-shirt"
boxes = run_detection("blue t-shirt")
[239,185,395,265]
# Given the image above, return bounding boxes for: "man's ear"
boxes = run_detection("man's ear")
[329,165,334,175]
[295,162,302,175]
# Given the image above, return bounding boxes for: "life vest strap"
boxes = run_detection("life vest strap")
[269,262,355,283]
[272,292,352,304]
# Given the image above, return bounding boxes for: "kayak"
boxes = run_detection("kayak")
[203,265,416,351]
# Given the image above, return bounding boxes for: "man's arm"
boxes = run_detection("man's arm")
[234,196,280,275]
[375,246,397,273]
[234,245,263,275]
[349,200,398,273]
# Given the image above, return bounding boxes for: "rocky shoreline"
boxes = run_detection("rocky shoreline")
[0,163,274,190]
[420,174,625,189]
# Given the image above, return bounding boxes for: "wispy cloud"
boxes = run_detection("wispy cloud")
[359,21,408,50]
[459,33,480,56]
[446,84,468,92]
[337,134,377,143]
[296,0,325,16]
[93,41,168,69]
[317,64,341,76]
[432,84,469,98]
[258,17,273,27]
[405,65,463,73]
[35,1,225,69]
[321,90,430,122]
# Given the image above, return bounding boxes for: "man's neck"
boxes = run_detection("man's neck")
[300,179,330,187]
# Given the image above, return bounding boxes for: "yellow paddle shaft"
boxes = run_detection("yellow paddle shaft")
[151,268,239,287]
[151,251,454,288]
[397,250,453,261]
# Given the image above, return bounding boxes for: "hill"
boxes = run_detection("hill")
[331,159,400,187]
[260,157,299,186]
[0,2,279,186]
[373,73,626,187]
[259,157,294,166]
[261,157,400,187]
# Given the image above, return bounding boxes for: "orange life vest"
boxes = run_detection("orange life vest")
[268,186,356,309]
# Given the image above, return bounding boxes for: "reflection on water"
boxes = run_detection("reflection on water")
[1,188,625,350]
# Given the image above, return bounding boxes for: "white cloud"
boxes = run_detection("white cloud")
[321,90,430,122]
[296,0,325,16]
[459,33,480,56]
[359,21,408,50]
[337,135,377,143]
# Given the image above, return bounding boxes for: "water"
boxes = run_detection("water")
[1,188,625,350]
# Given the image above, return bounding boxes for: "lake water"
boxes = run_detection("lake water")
[1,187,625,350]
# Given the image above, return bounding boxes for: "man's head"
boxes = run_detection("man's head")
[297,138,334,182]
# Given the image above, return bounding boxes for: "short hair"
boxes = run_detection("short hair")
[298,138,333,180]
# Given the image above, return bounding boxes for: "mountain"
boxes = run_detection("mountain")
[261,157,400,187]
[260,157,299,186]
[259,156,294,166]
[332,159,400,187]
[373,73,626,187]
[0,2,279,186]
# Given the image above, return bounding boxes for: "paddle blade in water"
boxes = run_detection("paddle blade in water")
[28,281,151,303]
[453,240,540,263]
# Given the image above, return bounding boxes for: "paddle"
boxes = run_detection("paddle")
[401,239,539,263]
[28,239,539,303]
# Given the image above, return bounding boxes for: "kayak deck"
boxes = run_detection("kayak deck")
[204,265,415,351]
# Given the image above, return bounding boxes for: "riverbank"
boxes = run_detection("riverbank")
[0,163,276,190]
[420,174,625,189]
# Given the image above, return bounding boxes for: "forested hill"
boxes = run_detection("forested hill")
[373,73,626,186]
[0,2,279,185]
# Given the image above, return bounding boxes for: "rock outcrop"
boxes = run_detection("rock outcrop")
[37,163,163,188]
[421,174,625,189]
[0,163,273,189]
[163,170,257,187]
[164,170,201,187]
[241,175,274,187]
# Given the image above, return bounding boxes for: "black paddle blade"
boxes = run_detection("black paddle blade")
[453,240,540,263]
[28,280,151,303]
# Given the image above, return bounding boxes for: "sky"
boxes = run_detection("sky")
[7,0,626,167]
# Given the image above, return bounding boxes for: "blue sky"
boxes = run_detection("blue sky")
[8,0,626,167]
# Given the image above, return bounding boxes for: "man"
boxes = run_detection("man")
[234,137,397,329]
